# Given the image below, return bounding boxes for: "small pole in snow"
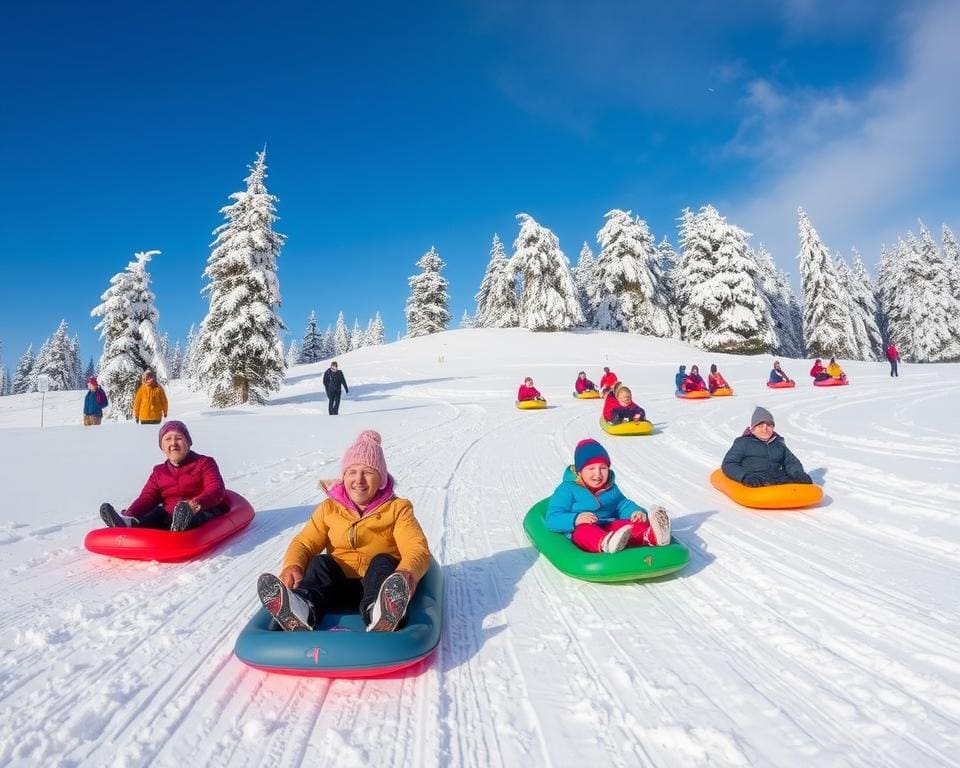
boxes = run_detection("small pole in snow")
[37,374,50,427]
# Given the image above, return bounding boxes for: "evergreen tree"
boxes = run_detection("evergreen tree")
[675,205,771,352]
[797,208,858,358]
[181,324,199,381]
[84,357,96,383]
[510,213,583,331]
[91,250,166,418]
[593,210,677,338]
[849,251,885,360]
[166,342,182,379]
[32,321,80,391]
[364,312,385,346]
[196,150,287,406]
[299,310,323,363]
[573,241,598,325]
[834,255,872,361]
[349,319,364,351]
[12,345,35,394]
[459,310,475,328]
[286,338,300,367]
[333,312,350,355]
[0,365,8,396]
[942,224,960,302]
[406,246,451,337]
[321,325,335,359]
[475,234,518,328]
[753,245,804,357]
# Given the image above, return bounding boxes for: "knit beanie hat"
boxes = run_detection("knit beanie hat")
[574,439,611,472]
[342,430,389,489]
[159,420,192,448]
[751,407,775,428]
[88,376,98,387]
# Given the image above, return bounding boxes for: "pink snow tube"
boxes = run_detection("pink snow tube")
[813,377,849,387]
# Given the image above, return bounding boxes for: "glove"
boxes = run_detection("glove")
[742,474,765,487]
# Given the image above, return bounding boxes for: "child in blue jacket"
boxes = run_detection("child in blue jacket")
[546,439,671,553]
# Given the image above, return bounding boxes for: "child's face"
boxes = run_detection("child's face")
[525,378,533,386]
[580,463,609,490]
[617,390,632,406]
[751,422,774,441]
[344,465,381,506]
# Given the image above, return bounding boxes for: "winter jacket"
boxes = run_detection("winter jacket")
[281,476,431,582]
[682,373,706,392]
[721,429,812,486]
[707,372,728,392]
[809,361,826,378]
[599,372,618,391]
[126,451,227,518]
[674,367,686,391]
[322,368,348,396]
[546,466,641,536]
[826,361,844,379]
[609,402,645,422]
[83,387,108,416]
[575,377,596,393]
[133,381,168,423]
[769,367,790,383]
[602,392,619,421]
[886,344,900,362]
[517,384,542,401]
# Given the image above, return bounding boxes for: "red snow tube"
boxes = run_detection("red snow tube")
[766,380,796,389]
[813,377,849,387]
[84,490,255,561]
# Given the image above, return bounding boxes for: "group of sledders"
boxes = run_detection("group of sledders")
[675,364,730,394]
[519,368,647,426]
[99,424,428,635]
[810,357,847,382]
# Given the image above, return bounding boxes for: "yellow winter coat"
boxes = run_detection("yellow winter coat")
[826,361,844,379]
[282,485,431,583]
[133,382,168,422]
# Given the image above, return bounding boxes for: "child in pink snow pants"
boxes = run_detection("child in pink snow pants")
[545,439,671,554]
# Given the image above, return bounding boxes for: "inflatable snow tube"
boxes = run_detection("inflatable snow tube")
[234,559,443,678]
[766,380,796,389]
[711,387,734,397]
[599,416,654,436]
[572,390,601,400]
[84,490,255,561]
[709,469,823,510]
[516,399,547,410]
[813,377,849,387]
[674,390,710,400]
[523,499,689,582]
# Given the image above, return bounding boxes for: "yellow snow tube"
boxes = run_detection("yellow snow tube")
[599,417,654,436]
[516,399,547,410]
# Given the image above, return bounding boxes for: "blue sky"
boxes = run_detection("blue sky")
[2,1,958,371]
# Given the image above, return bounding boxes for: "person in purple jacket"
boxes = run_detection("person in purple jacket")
[98,421,228,532]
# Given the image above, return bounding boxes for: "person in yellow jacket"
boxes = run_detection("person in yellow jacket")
[825,357,847,381]
[132,371,168,424]
[257,429,431,632]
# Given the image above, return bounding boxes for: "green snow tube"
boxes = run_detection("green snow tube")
[523,498,690,582]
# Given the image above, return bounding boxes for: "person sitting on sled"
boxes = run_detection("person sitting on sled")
[809,358,831,382]
[517,376,544,401]
[257,430,431,633]
[826,357,847,381]
[720,407,813,487]
[599,367,618,396]
[98,421,228,531]
[682,364,707,392]
[607,386,646,423]
[769,360,792,384]
[574,371,597,394]
[546,439,671,554]
[707,364,729,393]
[602,382,624,421]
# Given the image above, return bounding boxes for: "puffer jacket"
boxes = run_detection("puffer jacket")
[133,382,168,422]
[575,377,596,393]
[721,429,812,485]
[282,476,431,582]
[769,367,789,383]
[83,387,108,416]
[602,392,619,421]
[599,372,618,391]
[126,451,227,518]
[682,373,706,392]
[708,372,728,392]
[517,384,542,401]
[545,466,640,536]
[674,367,686,391]
[609,402,645,422]
[826,362,844,378]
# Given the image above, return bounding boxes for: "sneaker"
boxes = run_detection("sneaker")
[171,501,193,532]
[647,506,671,547]
[100,503,125,528]
[257,573,313,631]
[367,573,411,632]
[600,525,632,554]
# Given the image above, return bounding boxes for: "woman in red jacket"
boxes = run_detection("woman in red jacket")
[98,421,228,532]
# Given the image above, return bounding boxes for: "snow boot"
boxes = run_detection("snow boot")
[99,503,134,528]
[257,573,314,631]
[171,501,193,532]
[600,525,632,554]
[646,506,671,547]
[367,573,411,632]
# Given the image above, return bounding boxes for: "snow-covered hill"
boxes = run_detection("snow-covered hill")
[1,329,958,767]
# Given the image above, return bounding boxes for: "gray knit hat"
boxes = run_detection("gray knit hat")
[751,406,775,428]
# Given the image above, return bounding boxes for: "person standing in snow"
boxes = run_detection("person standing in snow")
[256,430,431,632]
[133,370,167,424]
[83,376,108,425]
[98,421,228,531]
[886,342,901,377]
[323,361,349,415]
[721,407,813,487]
[546,439,671,554]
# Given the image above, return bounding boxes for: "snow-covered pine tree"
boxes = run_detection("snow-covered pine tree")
[33,323,82,391]
[475,234,510,327]
[181,325,199,381]
[166,342,182,379]
[593,210,677,338]
[752,245,804,357]
[846,250,885,361]
[333,312,350,355]
[406,246,451,337]
[321,325,335,359]
[459,310,475,328]
[510,214,583,331]
[0,364,8,396]
[834,255,872,361]
[349,319,364,351]
[196,150,287,406]
[91,250,166,418]
[299,310,323,363]
[942,224,960,302]
[365,312,385,346]
[286,338,300,367]
[573,241,598,325]
[12,345,35,394]
[674,205,771,352]
[797,208,858,358]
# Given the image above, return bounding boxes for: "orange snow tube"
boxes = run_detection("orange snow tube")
[709,469,823,510]
[675,390,710,400]
[711,387,734,397]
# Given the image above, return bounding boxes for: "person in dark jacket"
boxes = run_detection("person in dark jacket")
[83,376,108,425]
[769,361,792,384]
[674,365,687,392]
[721,407,813,487]
[98,421,228,531]
[323,361,349,415]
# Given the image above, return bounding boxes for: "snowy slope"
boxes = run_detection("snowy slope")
[1,329,958,768]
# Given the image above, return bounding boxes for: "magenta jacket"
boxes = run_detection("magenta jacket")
[126,451,227,518]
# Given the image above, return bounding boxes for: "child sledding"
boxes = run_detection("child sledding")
[675,365,710,399]
[573,371,600,399]
[601,384,653,435]
[517,376,548,408]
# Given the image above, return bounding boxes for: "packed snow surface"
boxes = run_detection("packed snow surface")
[1,329,958,767]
